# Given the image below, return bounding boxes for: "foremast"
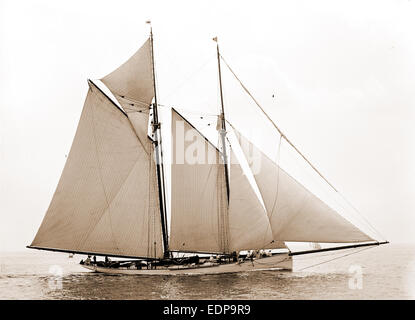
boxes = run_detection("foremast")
[148,23,169,259]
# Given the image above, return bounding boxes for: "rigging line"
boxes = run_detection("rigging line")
[147,151,152,258]
[157,102,221,123]
[297,246,375,271]
[259,134,284,251]
[220,55,338,193]
[114,94,149,107]
[282,147,356,224]
[159,105,218,118]
[268,134,283,224]
[294,247,368,260]
[80,89,120,252]
[150,147,160,259]
[225,131,278,252]
[220,57,386,242]
[89,80,150,156]
[157,103,218,116]
[337,192,388,241]
[158,104,221,121]
[162,54,216,100]
[254,256,291,266]
[281,144,384,240]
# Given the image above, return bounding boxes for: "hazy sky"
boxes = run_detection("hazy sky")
[0,0,414,251]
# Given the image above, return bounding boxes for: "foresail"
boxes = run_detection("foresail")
[101,38,154,108]
[235,129,373,243]
[30,82,163,258]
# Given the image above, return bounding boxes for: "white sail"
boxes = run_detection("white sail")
[119,99,153,154]
[101,38,155,155]
[170,109,279,253]
[170,109,226,253]
[227,149,276,251]
[235,129,373,243]
[30,82,163,258]
[101,38,154,108]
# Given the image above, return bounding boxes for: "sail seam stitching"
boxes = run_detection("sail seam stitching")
[78,92,121,253]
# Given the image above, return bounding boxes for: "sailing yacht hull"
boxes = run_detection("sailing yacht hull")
[81,253,292,275]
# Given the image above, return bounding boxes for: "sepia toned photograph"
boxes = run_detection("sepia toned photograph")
[0,0,414,306]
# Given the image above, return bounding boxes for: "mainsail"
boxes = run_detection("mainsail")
[170,109,285,253]
[170,109,226,253]
[234,128,373,243]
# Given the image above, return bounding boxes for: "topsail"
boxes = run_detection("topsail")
[101,39,154,108]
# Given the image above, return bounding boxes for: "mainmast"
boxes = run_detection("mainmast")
[214,37,230,202]
[214,37,230,255]
[148,22,169,259]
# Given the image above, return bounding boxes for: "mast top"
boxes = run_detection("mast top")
[213,36,226,130]
[146,20,153,35]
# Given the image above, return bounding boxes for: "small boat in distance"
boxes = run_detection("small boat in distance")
[27,22,388,275]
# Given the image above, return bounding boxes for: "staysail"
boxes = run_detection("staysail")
[170,109,282,253]
[235,128,373,243]
[30,81,164,258]
[227,148,283,251]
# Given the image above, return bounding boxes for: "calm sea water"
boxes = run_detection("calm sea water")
[0,244,414,299]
